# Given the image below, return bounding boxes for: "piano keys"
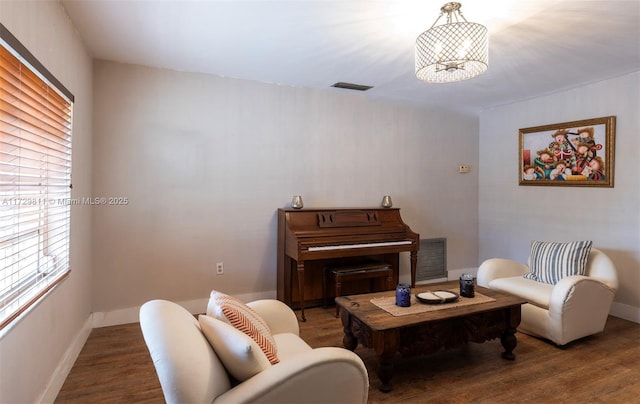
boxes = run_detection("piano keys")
[307,240,413,251]
[277,207,419,321]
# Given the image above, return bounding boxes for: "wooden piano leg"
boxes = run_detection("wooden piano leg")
[410,250,418,287]
[297,261,306,322]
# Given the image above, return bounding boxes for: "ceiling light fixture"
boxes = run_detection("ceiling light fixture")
[415,2,488,83]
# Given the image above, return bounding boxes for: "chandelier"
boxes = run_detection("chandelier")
[415,2,488,83]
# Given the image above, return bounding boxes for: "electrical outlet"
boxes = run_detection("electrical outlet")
[216,262,224,275]
[458,165,470,173]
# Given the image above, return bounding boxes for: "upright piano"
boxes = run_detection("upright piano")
[277,207,419,321]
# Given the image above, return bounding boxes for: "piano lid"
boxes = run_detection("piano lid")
[279,207,416,239]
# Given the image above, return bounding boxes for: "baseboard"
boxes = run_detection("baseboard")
[415,277,448,285]
[92,304,155,328]
[609,301,640,323]
[91,290,276,328]
[38,315,93,404]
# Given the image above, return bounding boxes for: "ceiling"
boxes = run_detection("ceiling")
[61,0,640,113]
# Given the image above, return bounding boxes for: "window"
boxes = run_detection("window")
[0,24,74,329]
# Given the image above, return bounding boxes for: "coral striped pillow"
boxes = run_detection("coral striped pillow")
[524,240,592,285]
[207,291,279,364]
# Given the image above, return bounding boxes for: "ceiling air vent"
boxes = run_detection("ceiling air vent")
[331,82,373,91]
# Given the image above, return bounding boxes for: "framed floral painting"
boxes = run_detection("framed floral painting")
[519,116,616,187]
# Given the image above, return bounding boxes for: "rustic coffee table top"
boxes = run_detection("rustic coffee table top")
[335,280,527,331]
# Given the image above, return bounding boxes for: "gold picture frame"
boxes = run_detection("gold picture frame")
[519,116,616,187]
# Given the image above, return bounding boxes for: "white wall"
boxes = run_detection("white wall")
[479,72,640,321]
[0,1,93,403]
[0,2,635,402]
[91,60,480,317]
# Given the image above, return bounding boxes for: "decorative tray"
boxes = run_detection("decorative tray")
[415,290,459,304]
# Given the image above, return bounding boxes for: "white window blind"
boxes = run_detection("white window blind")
[0,28,73,329]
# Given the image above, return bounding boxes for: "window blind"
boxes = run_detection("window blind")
[0,30,73,329]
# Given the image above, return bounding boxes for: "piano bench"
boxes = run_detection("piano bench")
[323,263,393,317]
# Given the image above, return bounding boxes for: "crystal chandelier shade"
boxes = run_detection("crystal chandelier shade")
[415,2,488,83]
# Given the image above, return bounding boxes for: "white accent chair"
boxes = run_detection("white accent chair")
[477,248,618,346]
[139,299,369,404]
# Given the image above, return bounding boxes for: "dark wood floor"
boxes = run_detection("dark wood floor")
[56,307,640,403]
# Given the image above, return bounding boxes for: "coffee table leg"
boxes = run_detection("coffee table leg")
[378,353,394,392]
[375,330,398,392]
[340,311,358,351]
[500,327,517,360]
[343,329,358,351]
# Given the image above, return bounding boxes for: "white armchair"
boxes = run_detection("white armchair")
[477,248,618,346]
[140,298,369,404]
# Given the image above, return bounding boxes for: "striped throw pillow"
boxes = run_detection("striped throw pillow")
[524,240,593,285]
[207,291,279,364]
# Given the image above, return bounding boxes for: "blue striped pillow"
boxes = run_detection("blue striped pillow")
[524,241,593,285]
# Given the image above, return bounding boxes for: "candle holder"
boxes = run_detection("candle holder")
[291,195,303,209]
[395,283,411,307]
[459,273,475,298]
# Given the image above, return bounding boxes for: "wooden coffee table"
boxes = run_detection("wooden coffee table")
[335,281,527,392]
